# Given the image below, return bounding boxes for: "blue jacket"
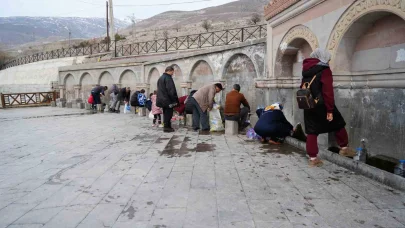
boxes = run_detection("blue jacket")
[254,109,293,138]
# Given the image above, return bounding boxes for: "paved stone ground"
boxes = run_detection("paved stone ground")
[0,107,405,228]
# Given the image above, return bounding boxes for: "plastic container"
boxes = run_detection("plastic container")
[353,148,362,161]
[394,160,405,177]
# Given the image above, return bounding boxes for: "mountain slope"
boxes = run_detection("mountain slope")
[132,0,267,30]
[0,17,129,46]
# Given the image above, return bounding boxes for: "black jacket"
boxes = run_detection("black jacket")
[117,88,130,102]
[156,73,178,108]
[185,90,197,114]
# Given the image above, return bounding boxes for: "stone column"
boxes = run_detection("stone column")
[58,85,66,108]
[74,85,84,108]
[181,81,192,96]
[267,24,274,78]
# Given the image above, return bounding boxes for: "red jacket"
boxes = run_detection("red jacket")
[174,95,187,115]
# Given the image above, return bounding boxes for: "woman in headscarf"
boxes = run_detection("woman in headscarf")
[302,48,355,167]
[254,103,294,145]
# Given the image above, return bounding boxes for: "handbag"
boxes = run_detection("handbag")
[87,94,94,104]
[296,75,319,109]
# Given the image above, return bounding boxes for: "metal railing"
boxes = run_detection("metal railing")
[1,91,59,108]
[1,24,267,70]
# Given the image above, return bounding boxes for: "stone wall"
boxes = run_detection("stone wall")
[266,0,405,160]
[0,56,85,93]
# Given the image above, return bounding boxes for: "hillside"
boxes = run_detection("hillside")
[0,17,129,47]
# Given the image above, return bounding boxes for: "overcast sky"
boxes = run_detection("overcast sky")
[1,0,238,21]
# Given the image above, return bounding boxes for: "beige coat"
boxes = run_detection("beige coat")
[192,84,216,112]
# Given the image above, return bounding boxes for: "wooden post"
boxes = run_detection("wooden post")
[0,93,5,108]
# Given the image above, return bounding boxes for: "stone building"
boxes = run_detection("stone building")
[261,0,405,160]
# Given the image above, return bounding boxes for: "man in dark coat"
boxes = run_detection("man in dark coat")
[157,66,179,132]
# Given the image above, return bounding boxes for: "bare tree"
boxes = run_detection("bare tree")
[127,14,137,37]
[163,30,169,39]
[201,20,213,32]
[174,24,181,33]
[250,13,261,25]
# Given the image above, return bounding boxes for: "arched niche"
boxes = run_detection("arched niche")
[222,54,258,108]
[170,64,183,96]
[333,12,405,72]
[80,72,93,100]
[190,60,214,90]
[64,74,75,101]
[120,69,139,92]
[274,25,318,79]
[99,71,114,102]
[327,0,405,69]
[148,67,160,93]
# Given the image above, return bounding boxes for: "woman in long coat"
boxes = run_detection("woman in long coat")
[301,48,355,167]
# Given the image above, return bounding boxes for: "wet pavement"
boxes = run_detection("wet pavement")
[0,107,404,228]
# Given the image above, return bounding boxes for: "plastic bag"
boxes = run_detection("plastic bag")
[124,103,131,114]
[209,104,224,132]
[149,112,154,119]
[88,94,94,104]
[246,128,262,140]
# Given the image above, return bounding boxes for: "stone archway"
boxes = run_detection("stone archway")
[64,74,75,101]
[190,60,214,90]
[148,67,160,93]
[327,0,405,65]
[222,53,258,108]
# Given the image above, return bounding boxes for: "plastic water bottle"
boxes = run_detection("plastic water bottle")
[353,148,362,161]
[394,160,405,177]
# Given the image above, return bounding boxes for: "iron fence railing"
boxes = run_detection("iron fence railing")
[1,24,267,70]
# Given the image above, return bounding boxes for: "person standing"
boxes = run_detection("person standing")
[301,48,355,167]
[224,84,250,131]
[91,85,108,110]
[157,66,179,133]
[190,83,223,131]
[151,91,163,127]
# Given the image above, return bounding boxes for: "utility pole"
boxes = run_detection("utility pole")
[106,1,110,41]
[109,0,115,41]
[68,30,71,47]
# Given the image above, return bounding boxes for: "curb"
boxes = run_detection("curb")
[285,137,405,191]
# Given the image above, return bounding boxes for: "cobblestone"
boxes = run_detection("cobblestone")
[0,107,404,228]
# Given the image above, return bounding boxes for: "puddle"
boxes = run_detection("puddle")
[196,142,216,152]
[160,136,195,158]
[121,206,136,220]
[258,144,306,156]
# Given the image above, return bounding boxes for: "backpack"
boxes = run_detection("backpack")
[130,91,140,106]
[296,75,318,109]
[138,93,146,106]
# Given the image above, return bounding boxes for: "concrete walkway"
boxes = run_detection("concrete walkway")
[0,107,404,228]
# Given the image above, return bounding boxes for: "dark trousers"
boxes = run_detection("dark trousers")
[163,108,174,129]
[153,114,162,125]
[190,97,209,130]
[225,107,250,129]
[306,128,348,158]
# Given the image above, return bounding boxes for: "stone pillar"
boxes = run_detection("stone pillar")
[267,24,274,78]
[74,85,84,108]
[58,85,66,108]
[181,81,192,96]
